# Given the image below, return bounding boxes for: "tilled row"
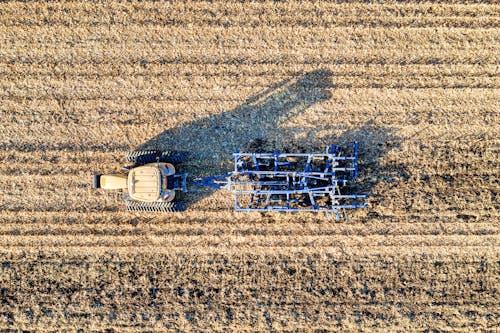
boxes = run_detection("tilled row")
[1,26,497,46]
[0,1,498,28]
[0,250,497,330]
[0,234,497,248]
[1,47,496,67]
[0,222,496,237]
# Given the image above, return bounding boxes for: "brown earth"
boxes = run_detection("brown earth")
[0,1,498,331]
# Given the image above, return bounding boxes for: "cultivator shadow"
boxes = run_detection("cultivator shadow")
[194,142,367,218]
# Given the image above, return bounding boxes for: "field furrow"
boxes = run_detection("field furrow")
[1,45,497,67]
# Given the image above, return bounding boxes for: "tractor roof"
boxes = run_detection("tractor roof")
[128,165,161,202]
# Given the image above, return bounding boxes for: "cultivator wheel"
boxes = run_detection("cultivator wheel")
[125,150,188,164]
[125,199,186,213]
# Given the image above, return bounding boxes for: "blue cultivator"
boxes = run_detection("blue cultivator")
[194,142,367,218]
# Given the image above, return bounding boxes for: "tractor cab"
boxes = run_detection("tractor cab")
[128,163,177,202]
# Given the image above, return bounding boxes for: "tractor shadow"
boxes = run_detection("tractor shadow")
[137,69,333,206]
[136,69,405,209]
[138,69,333,157]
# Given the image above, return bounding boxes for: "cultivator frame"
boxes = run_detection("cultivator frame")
[195,142,367,218]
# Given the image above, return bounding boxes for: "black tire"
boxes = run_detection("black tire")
[125,150,159,164]
[125,200,186,213]
[125,150,188,164]
[158,151,188,164]
[92,174,101,189]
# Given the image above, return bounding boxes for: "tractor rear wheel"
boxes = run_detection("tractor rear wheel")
[125,150,158,164]
[125,200,186,213]
[125,150,188,164]
[158,151,188,163]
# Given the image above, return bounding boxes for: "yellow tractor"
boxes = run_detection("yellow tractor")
[93,150,188,212]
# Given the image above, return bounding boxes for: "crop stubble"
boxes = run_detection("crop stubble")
[0,0,498,331]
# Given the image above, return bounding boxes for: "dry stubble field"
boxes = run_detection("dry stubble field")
[0,1,499,331]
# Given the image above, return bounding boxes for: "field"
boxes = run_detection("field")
[0,0,499,331]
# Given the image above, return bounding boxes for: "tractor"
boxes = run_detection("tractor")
[92,150,188,212]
